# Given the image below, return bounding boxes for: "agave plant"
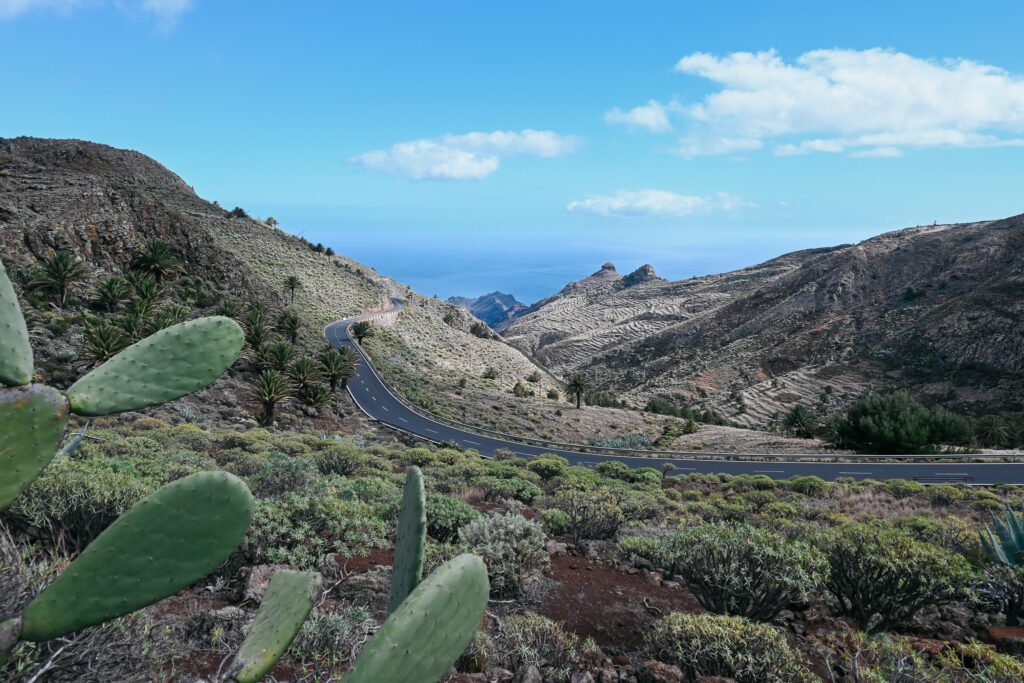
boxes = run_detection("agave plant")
[980,504,1024,566]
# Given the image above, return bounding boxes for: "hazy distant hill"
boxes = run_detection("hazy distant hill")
[503,220,1024,424]
[447,291,528,330]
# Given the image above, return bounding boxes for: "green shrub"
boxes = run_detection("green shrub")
[401,447,437,468]
[459,512,549,597]
[819,521,975,632]
[425,492,481,542]
[549,483,624,544]
[629,467,663,488]
[593,461,630,480]
[644,612,814,683]
[881,478,926,499]
[646,523,826,621]
[527,454,569,480]
[925,484,967,506]
[246,492,387,570]
[787,475,829,497]
[833,391,972,453]
[312,443,366,476]
[250,452,322,497]
[472,476,543,504]
[616,490,664,522]
[540,508,571,536]
[617,535,673,569]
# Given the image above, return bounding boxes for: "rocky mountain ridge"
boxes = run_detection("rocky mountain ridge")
[503,219,1024,424]
[447,290,527,330]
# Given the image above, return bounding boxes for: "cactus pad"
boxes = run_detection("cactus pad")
[343,553,489,683]
[0,385,69,509]
[228,570,321,683]
[20,471,255,641]
[0,260,32,387]
[387,465,426,616]
[66,316,244,416]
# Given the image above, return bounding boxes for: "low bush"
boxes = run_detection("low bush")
[819,521,975,632]
[312,443,366,476]
[787,475,829,497]
[486,612,597,681]
[246,492,387,570]
[627,523,827,621]
[540,508,571,536]
[644,612,814,683]
[472,476,543,505]
[527,454,569,480]
[425,492,480,542]
[249,452,321,497]
[459,512,549,597]
[881,478,926,499]
[593,460,630,480]
[549,483,624,544]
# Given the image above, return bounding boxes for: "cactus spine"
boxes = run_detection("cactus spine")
[387,465,426,615]
[227,570,321,683]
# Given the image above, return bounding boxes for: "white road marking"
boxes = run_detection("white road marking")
[839,471,872,475]
[382,406,389,411]
[464,440,480,445]
[425,428,439,434]
[756,470,785,473]
[399,417,408,423]
[936,473,969,476]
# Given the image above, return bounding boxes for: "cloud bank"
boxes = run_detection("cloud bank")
[349,130,583,180]
[608,48,1024,158]
[604,100,672,133]
[566,189,751,218]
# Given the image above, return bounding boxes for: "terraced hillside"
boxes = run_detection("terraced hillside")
[504,218,1024,425]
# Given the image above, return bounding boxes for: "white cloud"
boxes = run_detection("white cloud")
[668,48,1024,157]
[604,100,672,133]
[566,189,752,218]
[675,136,763,158]
[349,129,583,180]
[0,0,191,26]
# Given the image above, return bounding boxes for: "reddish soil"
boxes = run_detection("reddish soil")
[537,555,701,651]
[336,546,394,573]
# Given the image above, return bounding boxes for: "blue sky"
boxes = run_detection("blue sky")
[4,1,1024,302]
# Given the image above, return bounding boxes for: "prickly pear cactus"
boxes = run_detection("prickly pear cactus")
[0,385,69,509]
[19,471,255,641]
[387,465,426,615]
[0,260,32,387]
[227,570,321,683]
[343,554,489,683]
[66,316,244,416]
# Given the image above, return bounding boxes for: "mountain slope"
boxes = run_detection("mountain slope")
[0,137,562,434]
[503,218,1024,424]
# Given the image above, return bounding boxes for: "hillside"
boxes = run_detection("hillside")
[503,218,1024,425]
[0,137,594,439]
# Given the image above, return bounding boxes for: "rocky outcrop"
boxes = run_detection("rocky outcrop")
[503,218,1024,423]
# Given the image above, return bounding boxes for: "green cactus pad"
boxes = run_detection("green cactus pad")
[228,570,321,683]
[343,554,489,683]
[387,465,426,616]
[66,316,244,416]
[0,384,69,509]
[20,471,255,641]
[0,259,33,387]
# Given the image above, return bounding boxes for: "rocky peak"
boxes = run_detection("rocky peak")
[621,264,660,288]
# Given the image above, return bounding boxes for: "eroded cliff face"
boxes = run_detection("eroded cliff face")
[0,136,268,299]
[503,218,1024,423]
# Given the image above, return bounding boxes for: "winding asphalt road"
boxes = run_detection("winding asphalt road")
[325,300,1024,484]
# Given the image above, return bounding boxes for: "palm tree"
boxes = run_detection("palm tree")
[250,370,292,425]
[276,310,302,343]
[783,404,821,439]
[130,240,183,283]
[284,275,301,303]
[319,347,359,391]
[30,251,88,306]
[288,356,321,392]
[257,340,297,371]
[975,415,1008,448]
[351,321,373,343]
[126,271,161,303]
[567,375,590,410]
[92,276,131,311]
[298,383,334,409]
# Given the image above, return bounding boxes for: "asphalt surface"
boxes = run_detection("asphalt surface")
[325,300,1024,484]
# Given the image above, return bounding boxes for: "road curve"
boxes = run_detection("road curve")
[325,300,1024,484]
